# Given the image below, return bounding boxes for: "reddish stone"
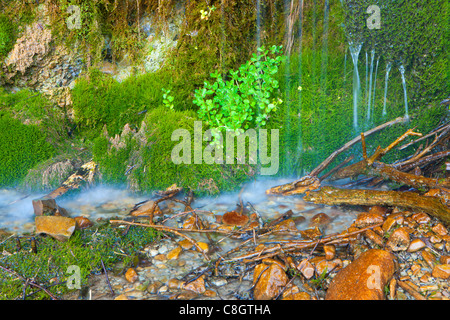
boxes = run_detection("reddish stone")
[326,249,397,300]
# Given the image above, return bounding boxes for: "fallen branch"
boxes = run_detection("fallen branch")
[304,186,450,225]
[370,161,450,190]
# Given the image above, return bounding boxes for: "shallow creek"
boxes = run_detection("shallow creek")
[0,178,369,299]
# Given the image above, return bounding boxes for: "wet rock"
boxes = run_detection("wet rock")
[386,227,411,251]
[182,275,206,294]
[309,213,332,227]
[167,246,182,260]
[147,281,163,294]
[407,238,427,252]
[421,250,437,268]
[440,255,450,264]
[32,198,67,216]
[300,226,322,240]
[35,216,76,241]
[355,212,384,228]
[74,216,93,229]
[178,239,194,250]
[168,278,183,289]
[253,263,289,300]
[196,242,209,253]
[203,289,217,298]
[273,219,297,233]
[324,245,336,260]
[326,249,397,300]
[412,212,431,224]
[369,206,389,216]
[114,294,129,300]
[125,268,139,283]
[382,213,404,232]
[222,210,249,226]
[281,285,311,300]
[130,200,162,217]
[315,258,343,276]
[431,264,450,279]
[432,223,448,236]
[364,229,384,247]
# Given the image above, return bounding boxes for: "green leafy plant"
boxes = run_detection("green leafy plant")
[162,88,174,110]
[193,45,284,136]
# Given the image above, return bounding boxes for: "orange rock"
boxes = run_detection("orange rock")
[412,212,431,224]
[273,219,297,233]
[440,255,450,264]
[261,258,286,271]
[297,259,314,279]
[407,238,426,253]
[222,210,249,226]
[355,212,384,228]
[74,216,93,229]
[431,264,450,279]
[421,250,437,268]
[182,215,198,229]
[35,216,76,242]
[183,275,206,294]
[432,223,448,236]
[386,227,411,251]
[196,242,209,253]
[369,206,389,216]
[167,246,182,260]
[309,213,332,227]
[300,226,322,240]
[364,229,384,247]
[178,239,194,250]
[325,249,397,300]
[125,268,138,283]
[203,289,217,297]
[315,258,342,276]
[130,200,161,217]
[253,263,289,300]
[324,245,336,260]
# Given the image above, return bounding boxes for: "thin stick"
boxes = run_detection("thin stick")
[397,280,426,300]
[101,259,114,296]
[310,116,408,177]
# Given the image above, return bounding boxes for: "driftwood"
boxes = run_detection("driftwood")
[32,161,97,216]
[304,186,450,225]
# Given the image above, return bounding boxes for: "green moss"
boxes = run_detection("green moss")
[0,223,161,300]
[0,115,54,187]
[92,107,255,195]
[0,14,16,58]
[72,68,174,138]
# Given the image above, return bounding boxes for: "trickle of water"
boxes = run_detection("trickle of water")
[399,64,409,120]
[367,49,375,122]
[371,56,380,117]
[349,42,362,130]
[382,61,392,116]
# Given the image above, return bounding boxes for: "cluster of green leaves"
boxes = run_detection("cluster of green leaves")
[0,224,160,300]
[193,45,284,135]
[0,14,15,58]
[0,115,54,187]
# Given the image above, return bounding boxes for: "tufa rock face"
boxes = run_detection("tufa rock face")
[326,249,397,300]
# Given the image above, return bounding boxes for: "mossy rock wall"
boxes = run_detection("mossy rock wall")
[92,107,257,195]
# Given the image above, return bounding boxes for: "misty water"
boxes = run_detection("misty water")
[0,178,363,239]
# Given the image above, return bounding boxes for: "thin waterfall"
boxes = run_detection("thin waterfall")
[349,41,362,130]
[371,56,380,118]
[367,49,375,122]
[399,64,409,120]
[382,61,392,116]
[365,51,368,104]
